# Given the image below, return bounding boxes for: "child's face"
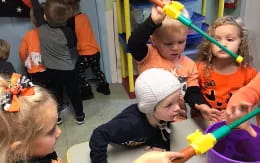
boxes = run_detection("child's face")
[154,89,182,121]
[30,101,61,158]
[152,29,187,62]
[211,24,241,59]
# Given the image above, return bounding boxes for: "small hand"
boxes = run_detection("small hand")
[134,151,184,163]
[226,102,257,137]
[151,0,170,24]
[195,104,222,124]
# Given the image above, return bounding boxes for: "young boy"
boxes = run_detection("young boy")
[66,0,110,98]
[0,39,15,75]
[128,3,209,116]
[89,68,185,163]
[30,0,85,124]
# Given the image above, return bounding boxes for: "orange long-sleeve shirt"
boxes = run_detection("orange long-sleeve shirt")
[197,62,257,110]
[75,13,100,55]
[138,44,199,87]
[19,28,45,74]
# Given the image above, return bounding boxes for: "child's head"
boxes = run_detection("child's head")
[135,68,182,122]
[44,0,72,25]
[150,9,189,62]
[0,39,10,61]
[197,16,250,65]
[0,73,61,162]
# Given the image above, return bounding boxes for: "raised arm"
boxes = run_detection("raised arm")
[128,4,164,61]
[30,0,45,26]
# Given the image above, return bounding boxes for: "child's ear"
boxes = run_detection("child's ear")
[10,141,25,154]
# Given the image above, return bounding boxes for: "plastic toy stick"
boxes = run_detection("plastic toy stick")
[149,0,243,63]
[171,108,260,163]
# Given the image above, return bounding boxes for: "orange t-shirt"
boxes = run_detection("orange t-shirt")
[197,62,257,110]
[138,44,199,88]
[75,13,100,55]
[19,28,45,74]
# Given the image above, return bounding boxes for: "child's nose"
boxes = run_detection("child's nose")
[170,104,181,115]
[56,126,62,138]
[171,44,178,51]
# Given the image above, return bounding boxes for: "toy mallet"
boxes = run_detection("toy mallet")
[171,108,260,163]
[150,0,243,63]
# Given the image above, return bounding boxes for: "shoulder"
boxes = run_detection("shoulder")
[75,13,90,23]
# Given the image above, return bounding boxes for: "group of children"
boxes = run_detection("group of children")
[0,0,260,163]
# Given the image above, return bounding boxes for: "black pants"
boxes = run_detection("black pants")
[76,52,108,87]
[46,68,84,117]
[28,71,50,88]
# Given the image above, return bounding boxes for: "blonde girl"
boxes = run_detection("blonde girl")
[195,16,257,123]
[0,73,62,163]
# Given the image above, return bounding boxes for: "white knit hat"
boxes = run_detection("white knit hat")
[135,68,181,114]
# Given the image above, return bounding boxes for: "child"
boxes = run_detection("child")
[226,72,260,137]
[30,0,85,124]
[19,7,48,87]
[0,39,15,75]
[134,151,184,163]
[66,0,110,99]
[196,16,257,123]
[128,2,208,117]
[89,68,185,163]
[0,73,62,163]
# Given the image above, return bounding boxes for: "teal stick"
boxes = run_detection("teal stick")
[212,108,260,140]
[177,15,240,60]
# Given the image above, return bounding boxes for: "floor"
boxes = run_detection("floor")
[55,84,136,161]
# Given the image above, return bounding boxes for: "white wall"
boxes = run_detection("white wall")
[240,0,260,70]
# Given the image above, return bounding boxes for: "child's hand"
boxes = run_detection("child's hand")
[195,104,222,124]
[226,102,257,137]
[134,151,184,163]
[151,0,170,24]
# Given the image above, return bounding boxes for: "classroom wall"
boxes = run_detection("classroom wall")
[240,0,260,70]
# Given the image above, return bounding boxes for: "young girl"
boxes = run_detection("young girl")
[19,8,47,87]
[0,73,62,163]
[196,16,257,123]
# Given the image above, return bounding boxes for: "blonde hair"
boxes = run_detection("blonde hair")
[0,39,10,61]
[153,7,190,38]
[0,75,57,162]
[197,16,250,69]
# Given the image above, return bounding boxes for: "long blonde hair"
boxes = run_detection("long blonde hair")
[0,75,57,162]
[196,16,251,77]
[197,16,251,63]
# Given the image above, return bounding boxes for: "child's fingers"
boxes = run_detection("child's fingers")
[245,125,257,137]
[168,152,184,161]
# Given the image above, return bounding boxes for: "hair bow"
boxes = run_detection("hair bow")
[0,73,35,112]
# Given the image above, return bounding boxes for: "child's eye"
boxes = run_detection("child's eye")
[48,126,57,135]
[164,42,172,46]
[178,40,185,44]
[227,38,234,41]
